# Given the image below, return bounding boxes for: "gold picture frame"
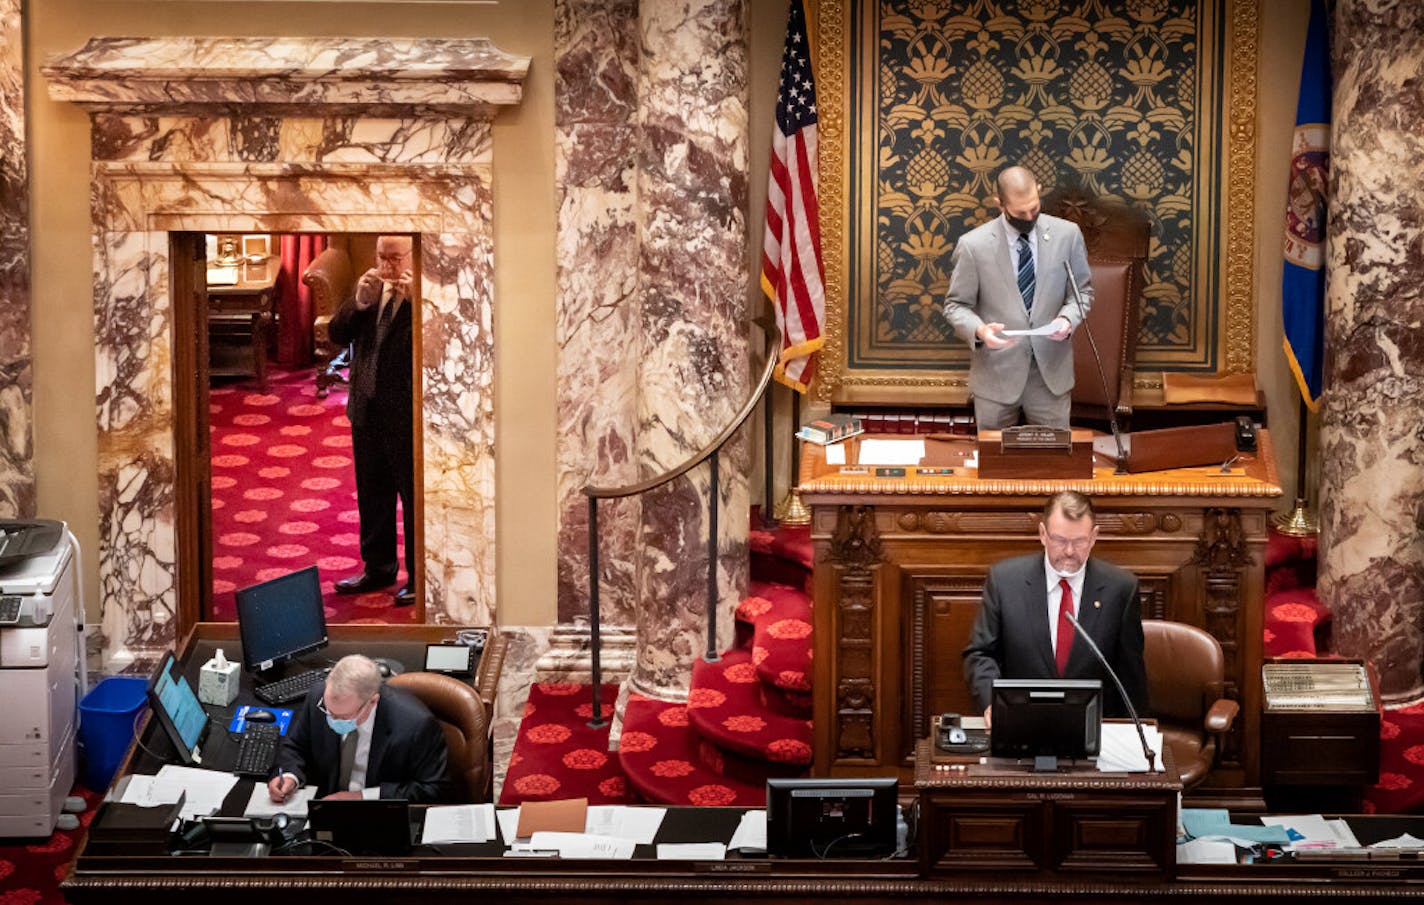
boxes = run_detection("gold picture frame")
[813,0,1259,405]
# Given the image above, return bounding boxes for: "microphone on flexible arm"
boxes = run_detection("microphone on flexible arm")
[1062,259,1127,475]
[1062,609,1156,773]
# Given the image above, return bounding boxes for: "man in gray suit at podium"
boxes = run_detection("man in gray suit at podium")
[943,166,1095,429]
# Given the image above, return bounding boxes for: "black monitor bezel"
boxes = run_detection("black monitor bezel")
[989,678,1103,761]
[765,776,898,858]
[235,565,328,673]
[145,650,203,767]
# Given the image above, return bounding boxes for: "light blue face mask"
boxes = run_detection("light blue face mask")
[325,713,359,737]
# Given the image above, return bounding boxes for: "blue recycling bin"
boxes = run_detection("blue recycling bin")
[78,676,148,792]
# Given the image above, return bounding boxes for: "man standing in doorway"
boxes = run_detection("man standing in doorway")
[330,235,417,606]
[942,166,1095,429]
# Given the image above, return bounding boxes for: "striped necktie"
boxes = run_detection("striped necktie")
[1017,232,1035,312]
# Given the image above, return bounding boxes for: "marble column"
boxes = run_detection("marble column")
[628,0,750,701]
[0,0,34,518]
[1317,0,1424,701]
[552,0,642,654]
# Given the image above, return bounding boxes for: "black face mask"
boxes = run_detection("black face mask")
[1006,212,1037,235]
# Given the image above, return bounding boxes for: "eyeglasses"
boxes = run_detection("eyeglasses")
[1044,533,1094,552]
[317,694,370,721]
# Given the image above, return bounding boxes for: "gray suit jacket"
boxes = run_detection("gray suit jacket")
[962,553,1147,719]
[942,213,1094,405]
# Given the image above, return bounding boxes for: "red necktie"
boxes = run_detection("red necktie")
[1055,578,1074,676]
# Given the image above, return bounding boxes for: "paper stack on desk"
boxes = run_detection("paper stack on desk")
[116,765,239,821]
[422,804,496,844]
[243,783,318,818]
[1095,723,1165,772]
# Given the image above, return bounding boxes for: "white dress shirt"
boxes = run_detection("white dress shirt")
[1044,554,1087,655]
[1003,212,1040,276]
[347,698,381,799]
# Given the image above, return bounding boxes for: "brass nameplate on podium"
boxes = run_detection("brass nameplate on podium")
[976,428,1095,480]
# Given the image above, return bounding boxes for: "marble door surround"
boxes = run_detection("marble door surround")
[43,37,528,671]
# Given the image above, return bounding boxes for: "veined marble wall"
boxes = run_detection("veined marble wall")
[551,0,750,701]
[1317,1,1424,702]
[0,0,34,518]
[44,37,527,670]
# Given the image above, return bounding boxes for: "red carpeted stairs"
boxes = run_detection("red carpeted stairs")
[617,518,815,806]
[500,515,815,808]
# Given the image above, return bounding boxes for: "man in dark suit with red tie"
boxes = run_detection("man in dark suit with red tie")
[329,235,416,606]
[963,491,1147,723]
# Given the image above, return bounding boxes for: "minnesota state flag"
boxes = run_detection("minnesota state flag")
[1282,0,1331,410]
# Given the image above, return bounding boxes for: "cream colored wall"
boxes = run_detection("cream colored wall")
[24,1,1313,630]
[26,0,558,627]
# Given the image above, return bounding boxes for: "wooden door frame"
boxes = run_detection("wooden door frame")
[172,231,428,635]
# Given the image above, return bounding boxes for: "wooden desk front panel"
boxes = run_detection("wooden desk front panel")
[811,500,1271,794]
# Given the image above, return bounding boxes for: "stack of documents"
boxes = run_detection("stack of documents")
[116,765,239,821]
[421,804,496,844]
[1095,723,1165,772]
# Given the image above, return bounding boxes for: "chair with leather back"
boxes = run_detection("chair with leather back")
[301,245,354,398]
[1043,191,1150,427]
[387,671,490,803]
[1142,619,1240,788]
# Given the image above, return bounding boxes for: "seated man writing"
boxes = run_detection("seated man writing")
[268,654,450,804]
[963,491,1147,724]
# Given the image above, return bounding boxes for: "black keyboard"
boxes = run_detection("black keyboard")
[233,722,279,776]
[254,668,328,705]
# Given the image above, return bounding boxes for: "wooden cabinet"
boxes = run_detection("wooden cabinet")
[207,257,280,390]
[803,432,1282,798]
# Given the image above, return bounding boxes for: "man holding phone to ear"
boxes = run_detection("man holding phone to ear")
[329,235,418,606]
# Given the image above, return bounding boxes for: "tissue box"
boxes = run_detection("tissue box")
[198,656,240,706]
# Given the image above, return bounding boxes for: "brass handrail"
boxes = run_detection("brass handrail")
[581,331,779,500]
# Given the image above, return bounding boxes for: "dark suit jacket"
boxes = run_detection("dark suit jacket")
[963,553,1147,719]
[329,290,413,430]
[274,684,451,804]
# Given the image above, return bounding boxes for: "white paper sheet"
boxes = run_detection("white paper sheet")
[585,806,667,844]
[1372,833,1424,849]
[1261,813,1348,849]
[1095,723,1165,773]
[728,809,767,851]
[824,443,847,465]
[118,765,239,820]
[496,806,522,842]
[856,439,925,466]
[528,831,637,859]
[243,783,318,818]
[657,842,726,860]
[422,804,496,844]
[1177,838,1238,864]
[1001,324,1059,337]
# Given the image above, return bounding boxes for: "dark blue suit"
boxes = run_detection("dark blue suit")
[963,553,1147,719]
[273,683,450,804]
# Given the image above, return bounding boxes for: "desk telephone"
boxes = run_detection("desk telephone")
[934,713,989,755]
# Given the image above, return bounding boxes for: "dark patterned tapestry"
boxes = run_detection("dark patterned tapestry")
[840,0,1229,382]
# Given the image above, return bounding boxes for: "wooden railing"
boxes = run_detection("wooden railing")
[579,331,780,727]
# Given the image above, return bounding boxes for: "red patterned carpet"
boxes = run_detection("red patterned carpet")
[208,369,416,624]
[0,786,101,905]
[502,516,814,808]
[1261,528,1424,813]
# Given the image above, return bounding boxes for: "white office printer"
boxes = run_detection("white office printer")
[0,520,84,837]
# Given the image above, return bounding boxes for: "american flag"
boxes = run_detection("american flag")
[761,0,824,393]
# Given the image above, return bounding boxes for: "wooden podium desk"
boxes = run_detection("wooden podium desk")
[916,738,1181,880]
[802,431,1282,800]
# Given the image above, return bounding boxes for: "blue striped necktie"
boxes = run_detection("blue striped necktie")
[1016,233,1035,312]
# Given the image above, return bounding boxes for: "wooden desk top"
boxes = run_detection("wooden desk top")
[914,738,1183,793]
[798,429,1282,501]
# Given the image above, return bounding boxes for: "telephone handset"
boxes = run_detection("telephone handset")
[935,713,967,748]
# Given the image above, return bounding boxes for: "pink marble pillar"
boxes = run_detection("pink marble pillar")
[628,0,750,700]
[1317,0,1424,701]
[0,0,34,518]
[554,0,642,635]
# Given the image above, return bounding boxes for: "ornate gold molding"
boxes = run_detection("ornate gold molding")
[812,0,1262,403]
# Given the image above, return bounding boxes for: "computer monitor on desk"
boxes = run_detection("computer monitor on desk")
[765,776,898,858]
[990,678,1103,772]
[236,566,327,674]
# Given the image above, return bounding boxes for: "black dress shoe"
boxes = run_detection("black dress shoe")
[394,584,416,607]
[334,571,397,594]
